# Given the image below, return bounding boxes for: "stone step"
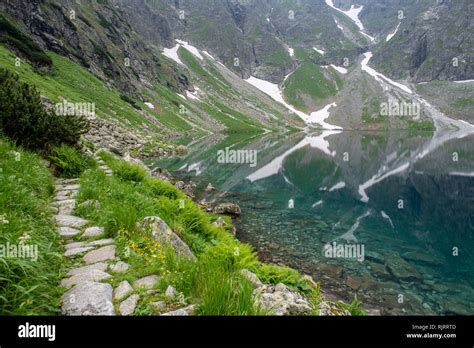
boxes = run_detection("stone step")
[56,215,88,228]
[84,245,116,264]
[64,247,95,257]
[61,281,115,315]
[58,226,82,239]
[82,226,105,238]
[61,269,112,289]
[67,262,108,277]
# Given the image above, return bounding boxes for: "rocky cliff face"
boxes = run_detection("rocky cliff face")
[0,0,190,95]
[369,0,473,82]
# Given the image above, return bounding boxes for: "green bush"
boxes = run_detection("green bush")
[254,263,309,291]
[194,256,263,315]
[0,69,89,153]
[50,144,96,178]
[114,162,148,182]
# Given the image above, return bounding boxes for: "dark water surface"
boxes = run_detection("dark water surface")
[154,129,474,315]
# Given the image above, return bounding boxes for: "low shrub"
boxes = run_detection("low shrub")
[0,69,89,153]
[114,162,148,182]
[254,263,310,291]
[50,144,96,178]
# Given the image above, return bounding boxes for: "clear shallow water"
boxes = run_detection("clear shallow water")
[154,130,474,315]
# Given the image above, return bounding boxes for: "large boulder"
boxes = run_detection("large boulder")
[139,217,197,261]
[253,283,312,315]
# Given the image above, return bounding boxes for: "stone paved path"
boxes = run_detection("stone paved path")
[54,156,123,315]
[54,153,195,316]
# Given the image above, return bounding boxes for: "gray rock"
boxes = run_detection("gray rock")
[114,280,134,301]
[254,283,312,315]
[150,301,167,312]
[240,269,263,288]
[63,184,81,191]
[61,269,112,289]
[84,245,116,264]
[204,183,215,192]
[58,226,82,238]
[165,285,176,299]
[56,215,88,228]
[82,226,105,238]
[109,261,130,273]
[161,304,196,316]
[213,203,242,216]
[87,238,114,247]
[61,281,115,316]
[140,216,197,261]
[64,246,94,257]
[119,294,139,316]
[134,275,159,289]
[318,301,351,316]
[67,263,108,276]
[65,241,86,250]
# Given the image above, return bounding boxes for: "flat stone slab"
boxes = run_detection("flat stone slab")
[133,275,159,289]
[84,245,116,264]
[61,281,115,316]
[61,269,112,289]
[82,226,105,238]
[58,178,80,184]
[67,263,108,277]
[63,184,81,191]
[161,305,196,316]
[109,261,130,273]
[87,238,114,247]
[55,191,78,200]
[65,241,86,250]
[59,206,74,215]
[119,294,139,316]
[114,280,134,301]
[58,226,82,238]
[65,247,94,257]
[56,215,88,228]
[56,199,75,206]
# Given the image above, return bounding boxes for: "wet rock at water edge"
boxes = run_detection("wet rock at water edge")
[204,183,215,192]
[254,283,312,315]
[213,203,242,216]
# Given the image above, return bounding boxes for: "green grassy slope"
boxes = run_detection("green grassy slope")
[0,139,64,315]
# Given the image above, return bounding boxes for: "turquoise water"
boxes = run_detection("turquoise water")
[154,130,474,315]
